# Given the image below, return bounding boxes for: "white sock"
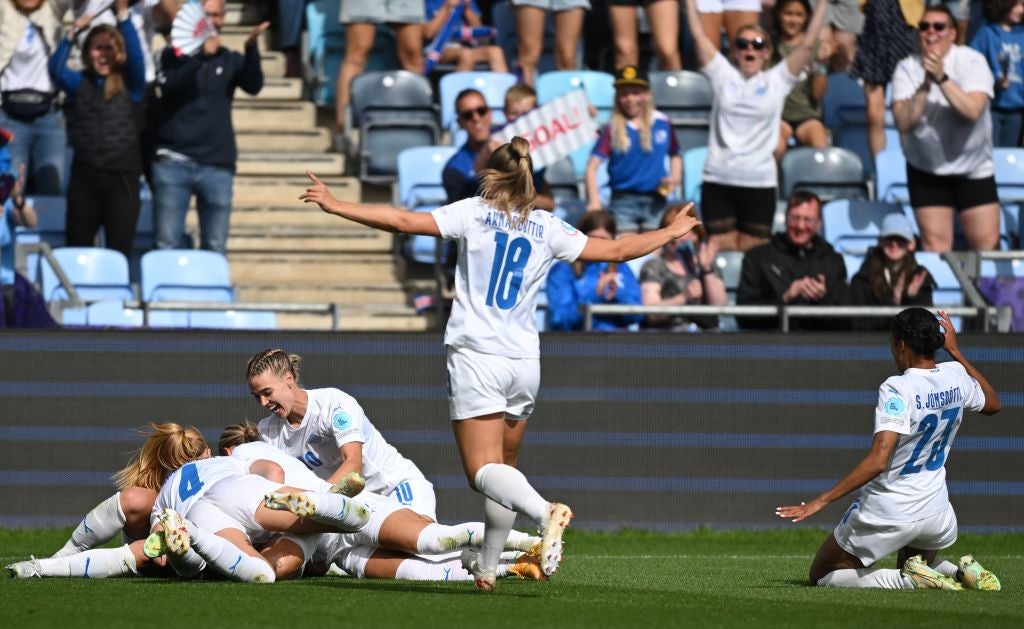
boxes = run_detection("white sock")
[415,522,484,553]
[474,464,549,525]
[52,493,126,558]
[817,568,913,589]
[930,559,959,579]
[478,498,517,574]
[306,492,371,532]
[186,521,275,583]
[395,555,473,581]
[165,548,206,578]
[36,544,137,578]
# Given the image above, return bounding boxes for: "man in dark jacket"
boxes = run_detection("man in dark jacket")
[737,191,849,330]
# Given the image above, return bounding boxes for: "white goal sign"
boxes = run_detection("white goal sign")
[492,90,598,169]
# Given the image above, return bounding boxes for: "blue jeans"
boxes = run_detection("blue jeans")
[0,108,67,195]
[607,192,667,233]
[991,109,1023,148]
[152,157,234,254]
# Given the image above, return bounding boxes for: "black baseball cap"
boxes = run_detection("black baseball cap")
[613,65,649,89]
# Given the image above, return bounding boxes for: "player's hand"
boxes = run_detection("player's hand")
[299,170,337,212]
[937,309,959,355]
[775,498,825,523]
[666,201,701,239]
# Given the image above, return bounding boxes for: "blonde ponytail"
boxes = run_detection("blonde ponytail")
[478,136,536,222]
[112,422,209,491]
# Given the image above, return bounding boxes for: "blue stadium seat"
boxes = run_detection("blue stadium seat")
[188,309,278,330]
[842,253,864,281]
[545,156,580,201]
[140,250,234,302]
[683,146,706,204]
[979,256,1024,278]
[395,146,457,265]
[915,252,962,306]
[16,194,67,283]
[821,199,910,255]
[874,144,909,203]
[1002,203,1020,248]
[40,247,134,302]
[536,70,616,123]
[779,147,868,201]
[993,147,1024,201]
[83,300,184,328]
[649,71,712,154]
[822,72,864,135]
[835,125,899,180]
[714,250,744,331]
[439,71,517,136]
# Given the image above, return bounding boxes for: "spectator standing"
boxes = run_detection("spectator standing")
[639,202,726,331]
[694,0,760,53]
[736,191,849,330]
[848,212,933,331]
[772,0,831,159]
[892,4,1000,252]
[73,0,178,84]
[822,0,863,72]
[424,0,508,72]
[684,0,827,252]
[851,0,919,158]
[511,0,589,85]
[50,2,146,258]
[608,0,682,71]
[969,0,1024,147]
[151,0,266,254]
[0,0,71,195]
[546,210,643,331]
[584,65,680,234]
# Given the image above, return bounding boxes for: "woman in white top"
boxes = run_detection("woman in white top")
[300,136,702,591]
[891,4,1001,253]
[777,308,1002,591]
[248,348,437,520]
[684,0,827,252]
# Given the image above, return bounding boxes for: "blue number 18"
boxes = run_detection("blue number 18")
[485,232,532,310]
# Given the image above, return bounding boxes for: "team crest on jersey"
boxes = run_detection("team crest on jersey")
[884,397,905,416]
[559,219,578,236]
[654,129,668,145]
[332,410,353,431]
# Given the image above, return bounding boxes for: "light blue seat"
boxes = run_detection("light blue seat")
[842,253,864,281]
[874,144,909,203]
[83,300,184,328]
[40,247,134,302]
[780,147,868,202]
[649,71,712,154]
[536,71,616,123]
[980,257,1024,277]
[683,146,707,205]
[188,309,278,330]
[141,250,234,302]
[439,71,517,136]
[821,199,910,255]
[915,252,962,306]
[16,194,68,283]
[396,146,457,265]
[1002,203,1020,248]
[714,250,744,331]
[993,147,1024,201]
[822,72,864,135]
[835,125,899,179]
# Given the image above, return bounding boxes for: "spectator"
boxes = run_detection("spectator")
[333,0,425,135]
[274,0,305,78]
[584,65,680,234]
[50,2,146,258]
[0,0,71,196]
[772,0,830,160]
[892,4,1000,252]
[500,84,556,211]
[639,202,726,331]
[609,0,682,71]
[0,130,55,328]
[511,0,589,85]
[736,191,849,330]
[545,210,642,330]
[969,0,1024,147]
[694,0,760,53]
[848,212,933,331]
[151,0,267,254]
[424,0,508,72]
[822,0,863,72]
[442,88,495,203]
[851,0,919,157]
[684,0,827,252]
[73,0,178,84]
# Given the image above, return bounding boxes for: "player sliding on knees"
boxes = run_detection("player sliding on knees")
[301,136,702,591]
[776,308,1002,591]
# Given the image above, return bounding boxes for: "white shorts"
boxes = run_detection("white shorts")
[695,0,761,13]
[197,474,284,539]
[388,478,437,521]
[310,491,407,567]
[511,0,590,12]
[446,346,539,421]
[833,499,958,567]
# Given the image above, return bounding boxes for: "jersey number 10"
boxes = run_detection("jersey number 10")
[485,232,532,310]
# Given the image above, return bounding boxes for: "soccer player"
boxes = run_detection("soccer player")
[300,136,702,590]
[247,349,437,519]
[776,308,1003,591]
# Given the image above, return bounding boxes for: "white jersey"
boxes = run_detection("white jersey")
[858,361,985,521]
[259,387,424,495]
[229,441,332,492]
[432,197,588,358]
[152,456,249,526]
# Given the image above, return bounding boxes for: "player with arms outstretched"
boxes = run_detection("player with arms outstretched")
[776,308,1003,591]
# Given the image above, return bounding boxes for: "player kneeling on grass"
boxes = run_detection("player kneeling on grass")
[776,308,1002,591]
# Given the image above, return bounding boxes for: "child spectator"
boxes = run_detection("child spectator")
[772,0,831,159]
[503,83,537,123]
[970,0,1024,147]
[584,65,680,234]
[424,0,508,72]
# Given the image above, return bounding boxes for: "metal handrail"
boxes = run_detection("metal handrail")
[16,241,82,305]
[131,300,341,330]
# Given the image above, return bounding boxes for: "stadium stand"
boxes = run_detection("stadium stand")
[439,71,517,145]
[779,147,869,202]
[821,199,909,255]
[140,249,235,303]
[648,70,712,154]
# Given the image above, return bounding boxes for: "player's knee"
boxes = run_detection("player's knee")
[119,487,155,522]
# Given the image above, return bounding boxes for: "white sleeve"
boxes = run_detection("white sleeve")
[431,198,476,240]
[873,378,913,436]
[956,48,994,97]
[954,362,987,413]
[701,53,735,93]
[769,60,799,96]
[890,56,919,102]
[327,398,366,448]
[548,217,588,263]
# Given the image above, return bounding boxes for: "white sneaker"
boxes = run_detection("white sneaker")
[158,508,190,556]
[263,491,317,518]
[460,549,496,592]
[6,557,42,578]
[538,503,573,576]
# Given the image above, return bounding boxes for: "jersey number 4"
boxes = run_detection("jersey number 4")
[177,462,205,501]
[900,407,960,475]
[485,232,532,310]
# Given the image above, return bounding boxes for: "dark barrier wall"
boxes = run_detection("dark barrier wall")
[1,331,1022,531]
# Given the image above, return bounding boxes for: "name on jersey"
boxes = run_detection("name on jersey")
[484,211,545,239]
[917,387,962,409]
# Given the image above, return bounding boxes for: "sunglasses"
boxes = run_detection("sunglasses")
[734,36,766,51]
[458,105,490,121]
[918,21,949,32]
[881,236,911,248]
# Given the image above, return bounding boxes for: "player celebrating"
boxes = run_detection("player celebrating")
[300,136,702,590]
[776,308,1002,591]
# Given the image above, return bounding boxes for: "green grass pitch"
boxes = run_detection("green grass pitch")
[2,528,1022,629]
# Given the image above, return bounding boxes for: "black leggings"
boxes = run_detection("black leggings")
[65,161,141,258]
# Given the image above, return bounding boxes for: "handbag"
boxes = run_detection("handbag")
[1,89,55,121]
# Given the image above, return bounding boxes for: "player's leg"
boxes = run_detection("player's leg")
[50,493,128,557]
[161,508,276,583]
[260,484,372,533]
[8,540,146,579]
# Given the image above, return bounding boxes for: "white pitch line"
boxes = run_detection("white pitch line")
[571,554,1024,560]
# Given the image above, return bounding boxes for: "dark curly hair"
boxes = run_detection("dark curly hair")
[983,0,1022,24]
[891,307,945,358]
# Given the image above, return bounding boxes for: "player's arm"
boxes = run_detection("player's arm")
[938,310,1000,415]
[578,202,701,263]
[776,431,899,522]
[301,171,441,236]
[326,442,364,485]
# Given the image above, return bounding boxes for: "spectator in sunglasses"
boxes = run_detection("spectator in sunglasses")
[442,89,498,203]
[683,0,827,253]
[969,0,1024,147]
[891,4,1001,252]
